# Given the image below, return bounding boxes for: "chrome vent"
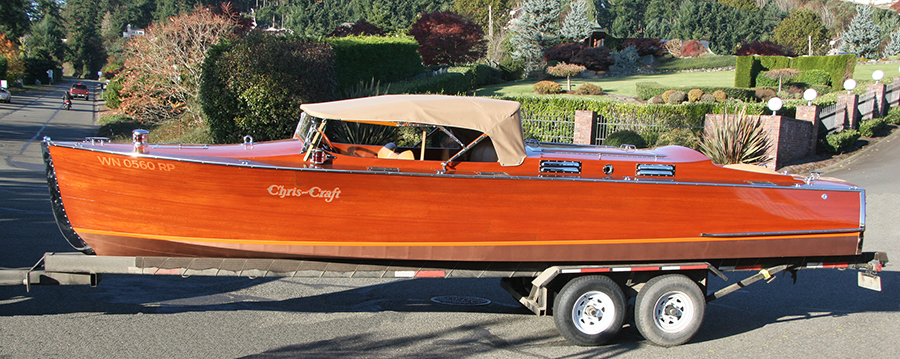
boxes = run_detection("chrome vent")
[540,160,582,174]
[636,164,675,177]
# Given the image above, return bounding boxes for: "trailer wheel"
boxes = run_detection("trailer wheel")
[553,275,625,346]
[634,274,705,347]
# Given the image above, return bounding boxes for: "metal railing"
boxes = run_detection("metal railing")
[521,110,575,143]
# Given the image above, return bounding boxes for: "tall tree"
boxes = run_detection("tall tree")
[773,9,829,56]
[65,0,106,78]
[883,27,900,58]
[0,0,32,42]
[454,0,512,39]
[559,0,591,43]
[509,0,561,72]
[24,0,67,62]
[840,5,882,59]
[608,0,645,38]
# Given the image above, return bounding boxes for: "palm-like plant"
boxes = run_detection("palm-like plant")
[698,106,772,165]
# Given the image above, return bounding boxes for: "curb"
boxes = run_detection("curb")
[820,125,900,174]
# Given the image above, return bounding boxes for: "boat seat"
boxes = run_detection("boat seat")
[377,143,415,160]
[468,139,498,162]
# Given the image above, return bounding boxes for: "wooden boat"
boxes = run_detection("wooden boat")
[42,95,866,264]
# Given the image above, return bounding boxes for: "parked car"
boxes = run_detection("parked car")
[0,87,10,103]
[69,83,89,100]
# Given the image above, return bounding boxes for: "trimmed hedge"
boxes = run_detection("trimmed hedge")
[389,64,504,95]
[735,54,856,89]
[327,36,424,92]
[636,82,756,101]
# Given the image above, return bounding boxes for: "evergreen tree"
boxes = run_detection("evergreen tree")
[840,5,882,59]
[559,0,591,42]
[509,0,561,73]
[883,28,900,58]
[773,9,829,56]
[0,0,32,42]
[24,0,66,62]
[608,0,644,38]
[65,0,106,78]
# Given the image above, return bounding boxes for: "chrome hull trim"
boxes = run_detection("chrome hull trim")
[45,141,865,193]
[702,227,864,238]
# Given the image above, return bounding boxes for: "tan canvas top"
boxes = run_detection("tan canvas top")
[300,95,526,166]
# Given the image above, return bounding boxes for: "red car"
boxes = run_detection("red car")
[69,83,90,100]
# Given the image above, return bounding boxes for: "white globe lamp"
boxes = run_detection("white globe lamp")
[803,88,818,105]
[767,97,783,115]
[844,79,857,94]
[873,70,885,83]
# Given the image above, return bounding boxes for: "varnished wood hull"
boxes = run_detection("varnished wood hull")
[43,141,865,263]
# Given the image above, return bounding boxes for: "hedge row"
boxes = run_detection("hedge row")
[635,82,756,101]
[735,54,856,89]
[326,36,424,92]
[389,64,504,95]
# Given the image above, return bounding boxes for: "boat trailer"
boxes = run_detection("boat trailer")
[0,251,887,347]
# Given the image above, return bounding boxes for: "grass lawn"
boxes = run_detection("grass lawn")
[475,70,736,98]
[854,62,900,82]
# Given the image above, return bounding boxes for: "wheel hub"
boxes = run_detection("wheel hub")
[653,291,693,333]
[572,291,616,335]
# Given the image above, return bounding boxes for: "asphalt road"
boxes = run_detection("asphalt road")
[0,88,897,358]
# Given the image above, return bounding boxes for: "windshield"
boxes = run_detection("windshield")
[72,84,87,90]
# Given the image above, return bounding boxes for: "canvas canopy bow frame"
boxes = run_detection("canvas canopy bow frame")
[298,95,527,168]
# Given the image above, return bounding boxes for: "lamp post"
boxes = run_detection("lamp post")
[844,79,857,94]
[803,88,818,106]
[767,97,783,116]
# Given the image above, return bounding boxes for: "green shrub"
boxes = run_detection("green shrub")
[103,76,124,109]
[201,35,337,144]
[754,71,778,88]
[755,88,776,101]
[661,89,677,102]
[499,57,525,81]
[327,36,423,92]
[604,130,647,148]
[713,89,727,102]
[574,83,603,95]
[635,82,755,101]
[533,80,562,94]
[884,106,900,124]
[688,89,703,103]
[649,96,665,104]
[824,129,860,153]
[656,127,700,150]
[700,93,716,103]
[667,91,686,104]
[859,117,888,137]
[797,69,832,86]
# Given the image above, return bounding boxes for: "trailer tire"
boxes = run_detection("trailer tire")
[553,275,625,346]
[634,274,705,347]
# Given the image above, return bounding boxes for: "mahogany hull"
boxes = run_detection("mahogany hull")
[43,142,865,263]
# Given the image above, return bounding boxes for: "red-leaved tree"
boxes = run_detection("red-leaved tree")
[409,11,485,66]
